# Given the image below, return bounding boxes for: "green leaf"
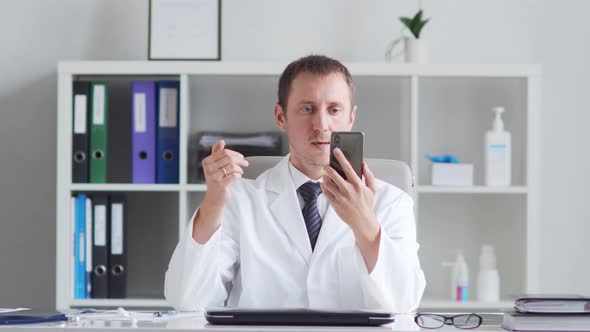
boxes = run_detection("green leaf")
[400,17,413,29]
[410,10,423,34]
[414,18,430,38]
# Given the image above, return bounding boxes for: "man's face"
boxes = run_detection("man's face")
[275,72,356,171]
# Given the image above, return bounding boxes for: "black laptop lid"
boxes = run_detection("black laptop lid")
[205,307,395,326]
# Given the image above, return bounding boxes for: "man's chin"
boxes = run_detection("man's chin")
[307,155,329,167]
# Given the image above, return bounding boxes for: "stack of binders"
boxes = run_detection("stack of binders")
[131,81,180,183]
[502,294,590,331]
[72,80,180,184]
[72,81,109,183]
[71,194,127,299]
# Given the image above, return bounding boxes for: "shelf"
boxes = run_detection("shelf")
[419,299,513,310]
[69,298,170,308]
[416,186,528,194]
[70,184,209,192]
[70,184,182,192]
[185,184,207,192]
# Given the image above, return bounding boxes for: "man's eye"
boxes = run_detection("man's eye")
[302,106,313,113]
[330,108,342,114]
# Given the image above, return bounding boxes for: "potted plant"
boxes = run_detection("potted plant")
[400,9,430,63]
[385,9,430,63]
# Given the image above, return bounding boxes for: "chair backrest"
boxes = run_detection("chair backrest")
[243,156,414,195]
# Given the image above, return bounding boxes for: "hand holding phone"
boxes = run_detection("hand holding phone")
[329,132,364,180]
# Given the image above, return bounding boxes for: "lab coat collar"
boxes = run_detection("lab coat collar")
[288,161,322,190]
[267,155,313,263]
[267,155,350,264]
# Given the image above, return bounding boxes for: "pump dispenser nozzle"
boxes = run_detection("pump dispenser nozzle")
[492,106,505,132]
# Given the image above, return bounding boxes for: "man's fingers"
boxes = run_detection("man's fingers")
[213,163,244,182]
[322,176,341,196]
[212,149,246,163]
[320,180,337,203]
[212,140,225,153]
[222,172,242,184]
[333,148,362,185]
[363,163,377,193]
[222,163,244,176]
[205,151,248,169]
[209,155,248,171]
[203,153,248,183]
[323,165,345,188]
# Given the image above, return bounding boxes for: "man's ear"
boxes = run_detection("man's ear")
[348,105,357,130]
[274,103,287,132]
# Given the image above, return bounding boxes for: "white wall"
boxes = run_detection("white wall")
[535,1,590,292]
[0,0,588,307]
[0,0,147,307]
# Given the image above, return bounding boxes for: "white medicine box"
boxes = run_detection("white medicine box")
[431,163,474,186]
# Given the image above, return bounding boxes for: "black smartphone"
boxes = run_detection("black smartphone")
[329,132,364,180]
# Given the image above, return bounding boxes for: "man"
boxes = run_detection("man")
[165,55,425,313]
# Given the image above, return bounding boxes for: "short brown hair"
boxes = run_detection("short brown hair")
[277,55,354,110]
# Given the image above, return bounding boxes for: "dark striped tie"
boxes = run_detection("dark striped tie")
[298,181,323,251]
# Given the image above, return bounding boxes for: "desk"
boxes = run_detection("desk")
[0,314,506,332]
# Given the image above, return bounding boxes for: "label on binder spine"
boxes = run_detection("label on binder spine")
[133,93,147,133]
[111,203,123,255]
[94,205,106,246]
[159,88,177,127]
[92,85,106,125]
[74,95,87,134]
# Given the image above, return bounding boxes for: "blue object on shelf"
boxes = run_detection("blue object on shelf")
[425,154,460,163]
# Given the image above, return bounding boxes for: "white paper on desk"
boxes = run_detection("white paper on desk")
[0,308,30,313]
[76,310,202,322]
[150,0,219,59]
[153,311,203,321]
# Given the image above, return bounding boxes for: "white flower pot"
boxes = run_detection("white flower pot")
[404,38,428,64]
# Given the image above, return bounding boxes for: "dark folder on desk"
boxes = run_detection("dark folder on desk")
[205,308,395,326]
[108,195,127,298]
[72,82,90,183]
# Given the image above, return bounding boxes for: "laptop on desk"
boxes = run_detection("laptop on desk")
[205,307,395,326]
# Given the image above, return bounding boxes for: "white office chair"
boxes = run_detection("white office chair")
[243,156,414,195]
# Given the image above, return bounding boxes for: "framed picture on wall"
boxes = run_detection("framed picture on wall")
[149,0,221,60]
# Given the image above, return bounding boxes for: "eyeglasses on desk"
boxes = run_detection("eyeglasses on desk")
[415,313,483,329]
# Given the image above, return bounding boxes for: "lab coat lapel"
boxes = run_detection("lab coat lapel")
[312,205,349,259]
[267,156,313,263]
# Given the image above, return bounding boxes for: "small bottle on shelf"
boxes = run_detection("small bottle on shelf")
[476,244,500,302]
[485,106,512,186]
[442,252,469,302]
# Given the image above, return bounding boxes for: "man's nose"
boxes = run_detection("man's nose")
[312,109,330,132]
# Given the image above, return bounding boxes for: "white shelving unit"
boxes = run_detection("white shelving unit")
[416,186,528,194]
[56,61,541,310]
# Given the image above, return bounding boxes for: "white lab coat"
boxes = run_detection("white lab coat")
[165,155,425,313]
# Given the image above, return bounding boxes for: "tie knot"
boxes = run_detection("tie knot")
[298,181,322,203]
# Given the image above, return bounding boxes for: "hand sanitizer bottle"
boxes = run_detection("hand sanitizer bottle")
[485,106,511,186]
